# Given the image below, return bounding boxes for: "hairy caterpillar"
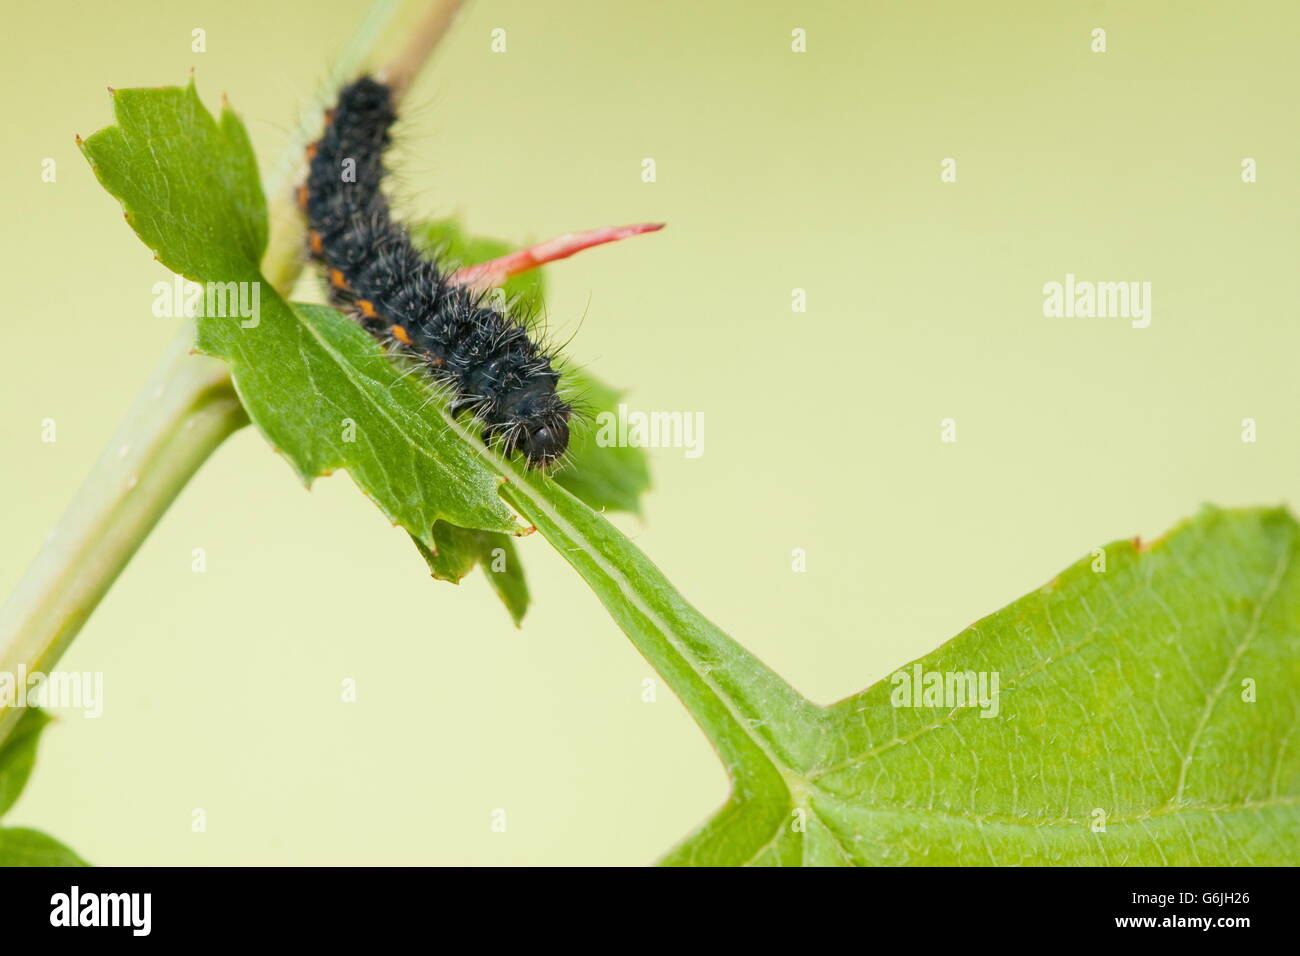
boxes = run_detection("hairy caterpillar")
[299,76,572,468]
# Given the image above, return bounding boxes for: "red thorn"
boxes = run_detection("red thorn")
[449,222,664,292]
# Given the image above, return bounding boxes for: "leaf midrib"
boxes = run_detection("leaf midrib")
[234,302,514,533]
[1169,527,1293,804]
[500,466,808,785]
[811,792,1300,828]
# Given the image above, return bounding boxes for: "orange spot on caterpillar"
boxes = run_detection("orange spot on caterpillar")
[296,184,310,210]
[309,231,323,255]
[305,142,318,161]
[304,77,578,470]
[324,108,335,127]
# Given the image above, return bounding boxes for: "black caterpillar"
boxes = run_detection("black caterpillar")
[299,76,571,468]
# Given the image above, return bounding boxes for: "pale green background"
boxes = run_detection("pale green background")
[1,0,1296,865]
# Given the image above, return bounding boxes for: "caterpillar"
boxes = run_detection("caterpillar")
[299,76,572,468]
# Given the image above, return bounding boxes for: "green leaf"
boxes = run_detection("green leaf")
[501,480,1300,865]
[81,85,650,626]
[79,82,268,281]
[82,80,1297,868]
[785,505,1300,867]
[553,368,651,515]
[0,828,90,867]
[0,710,90,866]
[80,83,519,546]
[0,708,52,818]
[412,525,530,627]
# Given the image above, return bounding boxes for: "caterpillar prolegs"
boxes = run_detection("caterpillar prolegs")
[299,76,572,468]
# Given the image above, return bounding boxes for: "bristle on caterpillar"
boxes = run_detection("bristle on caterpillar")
[301,76,571,468]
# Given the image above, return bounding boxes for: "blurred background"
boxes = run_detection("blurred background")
[1,0,1296,865]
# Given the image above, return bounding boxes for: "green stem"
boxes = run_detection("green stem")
[499,473,820,778]
[0,326,246,740]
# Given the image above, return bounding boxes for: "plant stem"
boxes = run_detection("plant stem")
[0,328,246,740]
[376,0,465,101]
[0,0,465,743]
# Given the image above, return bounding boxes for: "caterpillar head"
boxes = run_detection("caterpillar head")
[487,388,572,469]
[516,417,570,469]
